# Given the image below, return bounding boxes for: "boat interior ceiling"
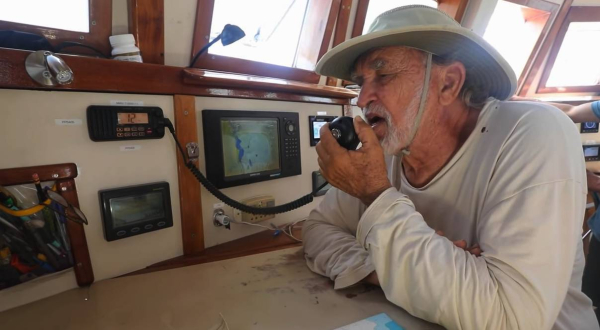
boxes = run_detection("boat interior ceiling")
[1,0,600,328]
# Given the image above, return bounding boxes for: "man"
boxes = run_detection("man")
[303,6,598,330]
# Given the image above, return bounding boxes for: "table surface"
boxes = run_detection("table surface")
[0,247,442,330]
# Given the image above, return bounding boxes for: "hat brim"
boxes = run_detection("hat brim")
[315,25,517,100]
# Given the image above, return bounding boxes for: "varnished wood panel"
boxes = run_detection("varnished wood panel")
[183,69,357,99]
[57,180,94,286]
[128,0,165,64]
[0,163,94,286]
[0,48,353,105]
[173,95,205,255]
[0,163,77,186]
[438,0,470,22]
[351,0,370,38]
[326,0,353,86]
[319,0,343,60]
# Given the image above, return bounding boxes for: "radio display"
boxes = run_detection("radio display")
[585,146,599,157]
[109,192,165,229]
[118,113,149,125]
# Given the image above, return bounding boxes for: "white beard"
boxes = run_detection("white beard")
[364,89,422,155]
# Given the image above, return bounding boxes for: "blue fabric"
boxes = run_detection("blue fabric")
[592,101,600,120]
[589,192,600,237]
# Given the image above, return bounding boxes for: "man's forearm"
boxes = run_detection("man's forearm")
[356,185,577,330]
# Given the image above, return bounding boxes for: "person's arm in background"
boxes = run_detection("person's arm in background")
[588,170,600,192]
[512,97,600,124]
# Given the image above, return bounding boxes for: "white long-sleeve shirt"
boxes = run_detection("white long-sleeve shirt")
[303,99,599,330]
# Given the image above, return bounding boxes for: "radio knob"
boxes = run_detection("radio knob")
[285,121,296,135]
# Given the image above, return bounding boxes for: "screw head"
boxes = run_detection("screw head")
[91,20,96,26]
[52,174,59,178]
[184,111,189,115]
[61,187,68,191]
[79,36,84,40]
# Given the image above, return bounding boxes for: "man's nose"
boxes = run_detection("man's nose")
[356,83,377,109]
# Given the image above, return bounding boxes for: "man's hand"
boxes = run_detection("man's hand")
[363,233,482,287]
[436,230,482,256]
[316,116,392,206]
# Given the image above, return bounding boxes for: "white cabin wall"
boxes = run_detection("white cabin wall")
[194,98,343,247]
[0,90,183,310]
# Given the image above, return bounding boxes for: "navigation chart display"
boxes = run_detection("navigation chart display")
[221,118,280,177]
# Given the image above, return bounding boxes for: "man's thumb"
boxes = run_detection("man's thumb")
[354,116,378,147]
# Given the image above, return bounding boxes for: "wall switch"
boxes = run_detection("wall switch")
[236,195,276,223]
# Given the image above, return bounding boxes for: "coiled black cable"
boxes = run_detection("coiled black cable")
[163,119,323,215]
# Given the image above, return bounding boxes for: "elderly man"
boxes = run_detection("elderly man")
[304,5,598,330]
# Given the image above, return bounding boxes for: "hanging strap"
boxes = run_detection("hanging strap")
[401,52,433,156]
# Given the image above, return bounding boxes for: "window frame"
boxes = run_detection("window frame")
[190,0,339,83]
[486,0,559,85]
[0,0,112,56]
[351,0,469,37]
[537,6,600,94]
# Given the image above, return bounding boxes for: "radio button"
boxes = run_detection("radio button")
[116,230,127,236]
[132,132,138,137]
[116,127,124,132]
[157,221,166,227]
[124,133,131,137]
[117,133,124,137]
[124,127,131,132]
[144,224,154,230]
[131,227,140,233]
[139,132,145,137]
[146,128,153,135]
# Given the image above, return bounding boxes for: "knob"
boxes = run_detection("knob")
[329,117,359,150]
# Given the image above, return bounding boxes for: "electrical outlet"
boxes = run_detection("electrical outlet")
[238,195,276,223]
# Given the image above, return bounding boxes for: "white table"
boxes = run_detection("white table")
[0,247,443,329]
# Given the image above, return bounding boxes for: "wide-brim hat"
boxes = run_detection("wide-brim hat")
[315,5,517,100]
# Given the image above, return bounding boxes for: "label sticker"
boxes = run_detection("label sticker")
[55,119,82,126]
[111,100,144,106]
[213,202,225,209]
[317,111,327,115]
[120,145,142,152]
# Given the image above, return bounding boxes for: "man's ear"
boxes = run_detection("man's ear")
[436,61,466,106]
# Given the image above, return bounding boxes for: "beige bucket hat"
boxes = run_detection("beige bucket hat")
[315,5,517,100]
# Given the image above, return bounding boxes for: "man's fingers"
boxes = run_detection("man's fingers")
[453,240,467,250]
[354,116,379,148]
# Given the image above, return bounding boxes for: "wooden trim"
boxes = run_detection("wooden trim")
[193,55,321,83]
[174,95,204,255]
[504,0,560,88]
[123,226,302,276]
[351,0,370,38]
[438,0,470,22]
[128,0,165,64]
[0,163,77,185]
[0,163,94,286]
[183,69,357,99]
[326,0,354,86]
[190,0,325,83]
[0,0,112,57]
[58,179,94,286]
[536,6,600,94]
[518,0,573,96]
[318,0,343,60]
[0,48,353,105]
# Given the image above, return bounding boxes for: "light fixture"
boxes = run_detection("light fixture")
[189,24,245,68]
[25,50,74,86]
